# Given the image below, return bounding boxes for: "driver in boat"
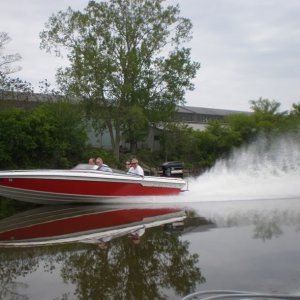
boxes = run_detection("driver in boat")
[127,158,144,177]
[95,157,113,172]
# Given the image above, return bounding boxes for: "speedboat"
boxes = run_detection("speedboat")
[0,205,186,246]
[0,164,187,204]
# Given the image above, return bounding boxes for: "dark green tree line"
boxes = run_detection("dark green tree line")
[0,101,87,169]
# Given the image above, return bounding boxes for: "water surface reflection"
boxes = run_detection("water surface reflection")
[1,198,300,299]
[0,200,203,299]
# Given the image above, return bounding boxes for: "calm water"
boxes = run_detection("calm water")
[1,198,300,299]
[1,135,300,299]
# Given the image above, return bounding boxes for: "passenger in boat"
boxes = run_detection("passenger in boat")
[95,157,113,172]
[125,160,131,171]
[87,157,99,169]
[88,158,96,165]
[127,158,144,177]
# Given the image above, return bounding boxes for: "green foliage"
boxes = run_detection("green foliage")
[249,97,286,115]
[0,109,33,168]
[159,123,195,161]
[248,97,288,133]
[290,102,300,116]
[285,103,300,132]
[225,113,257,143]
[33,101,88,168]
[0,101,88,169]
[122,104,150,153]
[186,121,240,172]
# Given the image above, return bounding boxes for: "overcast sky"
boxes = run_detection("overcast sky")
[1,0,300,111]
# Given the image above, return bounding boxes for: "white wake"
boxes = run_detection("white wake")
[182,133,300,202]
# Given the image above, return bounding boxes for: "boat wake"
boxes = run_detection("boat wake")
[181,132,300,202]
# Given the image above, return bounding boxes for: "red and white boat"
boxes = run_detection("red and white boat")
[0,205,186,246]
[0,164,186,204]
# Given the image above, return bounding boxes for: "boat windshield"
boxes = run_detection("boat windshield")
[72,164,98,170]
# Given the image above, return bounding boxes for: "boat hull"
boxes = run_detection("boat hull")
[0,169,186,204]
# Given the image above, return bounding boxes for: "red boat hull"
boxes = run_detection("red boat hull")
[0,168,186,204]
[0,178,181,196]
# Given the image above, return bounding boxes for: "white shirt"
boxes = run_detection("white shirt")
[128,165,144,176]
[98,164,112,172]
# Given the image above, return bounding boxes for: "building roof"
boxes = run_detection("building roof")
[176,105,251,116]
[1,90,252,116]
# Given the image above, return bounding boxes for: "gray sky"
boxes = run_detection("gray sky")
[1,0,300,111]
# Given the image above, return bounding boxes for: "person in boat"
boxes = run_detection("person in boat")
[88,158,96,165]
[127,158,144,177]
[125,160,131,171]
[87,157,99,170]
[95,157,112,172]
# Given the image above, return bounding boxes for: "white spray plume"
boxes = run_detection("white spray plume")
[185,132,300,202]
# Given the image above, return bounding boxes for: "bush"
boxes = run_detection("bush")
[0,101,88,169]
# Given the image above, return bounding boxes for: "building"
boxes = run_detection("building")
[176,105,251,131]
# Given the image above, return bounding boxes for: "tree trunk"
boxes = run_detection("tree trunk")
[130,140,137,154]
[107,121,120,161]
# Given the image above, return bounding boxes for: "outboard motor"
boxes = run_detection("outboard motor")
[159,161,184,178]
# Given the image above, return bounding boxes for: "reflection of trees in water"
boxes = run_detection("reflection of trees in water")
[199,208,300,241]
[0,198,39,220]
[252,211,284,241]
[61,227,204,299]
[0,227,204,299]
[0,248,39,300]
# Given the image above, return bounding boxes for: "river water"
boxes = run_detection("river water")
[1,135,300,299]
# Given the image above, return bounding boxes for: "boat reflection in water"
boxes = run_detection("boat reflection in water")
[0,204,186,247]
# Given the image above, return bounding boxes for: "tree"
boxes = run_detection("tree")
[159,123,194,161]
[0,73,33,93]
[249,97,287,115]
[0,101,87,169]
[249,98,288,133]
[0,32,33,93]
[60,227,203,299]
[40,0,200,160]
[0,32,21,75]
[289,102,300,116]
[225,113,258,143]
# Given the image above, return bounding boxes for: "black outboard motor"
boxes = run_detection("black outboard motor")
[159,161,184,178]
